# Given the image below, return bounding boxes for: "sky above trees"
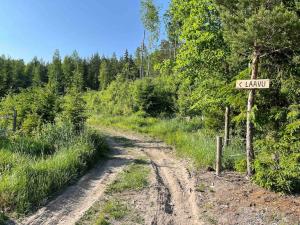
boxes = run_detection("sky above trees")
[0,0,168,62]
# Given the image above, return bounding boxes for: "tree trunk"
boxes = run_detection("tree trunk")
[246,47,260,177]
[140,30,146,79]
[147,55,150,76]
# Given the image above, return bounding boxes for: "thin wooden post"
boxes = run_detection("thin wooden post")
[216,136,223,176]
[246,46,260,177]
[13,108,17,132]
[224,106,230,147]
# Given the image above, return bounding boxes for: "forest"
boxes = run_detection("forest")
[0,0,299,223]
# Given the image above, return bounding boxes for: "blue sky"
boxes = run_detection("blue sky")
[0,0,169,62]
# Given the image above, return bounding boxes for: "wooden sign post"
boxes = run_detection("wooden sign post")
[236,78,270,177]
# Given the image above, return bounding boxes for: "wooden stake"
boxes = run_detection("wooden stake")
[216,136,222,176]
[224,106,230,147]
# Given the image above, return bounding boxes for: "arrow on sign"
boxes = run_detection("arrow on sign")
[238,81,243,88]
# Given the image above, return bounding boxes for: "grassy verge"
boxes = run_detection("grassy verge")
[89,114,245,170]
[0,123,108,215]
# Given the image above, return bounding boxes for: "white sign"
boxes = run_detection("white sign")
[236,79,270,89]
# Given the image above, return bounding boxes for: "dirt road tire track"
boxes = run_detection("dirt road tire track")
[102,129,203,225]
[18,141,132,225]
[17,128,203,225]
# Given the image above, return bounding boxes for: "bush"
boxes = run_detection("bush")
[97,75,135,115]
[88,75,177,117]
[234,159,247,173]
[133,77,176,117]
[254,152,300,193]
[254,137,300,193]
[253,105,300,193]
[0,87,60,134]
[61,89,87,132]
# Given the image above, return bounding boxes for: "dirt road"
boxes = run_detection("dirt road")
[16,128,299,225]
[17,128,202,225]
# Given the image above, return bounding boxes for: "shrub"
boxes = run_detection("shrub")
[234,159,247,173]
[133,77,176,117]
[254,105,300,193]
[254,137,300,193]
[98,75,135,115]
[0,87,60,134]
[61,89,87,132]
[254,151,300,193]
[88,75,177,117]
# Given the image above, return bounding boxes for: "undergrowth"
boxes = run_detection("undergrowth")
[0,123,108,214]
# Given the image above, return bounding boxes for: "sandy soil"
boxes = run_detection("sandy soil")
[14,127,299,225]
[16,143,133,225]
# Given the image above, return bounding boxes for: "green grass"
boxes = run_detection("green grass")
[0,124,108,214]
[93,213,110,225]
[102,199,129,220]
[89,114,245,169]
[90,198,143,225]
[196,183,206,192]
[106,160,150,193]
[83,200,130,225]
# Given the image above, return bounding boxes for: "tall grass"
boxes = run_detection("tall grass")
[0,123,108,213]
[89,114,245,169]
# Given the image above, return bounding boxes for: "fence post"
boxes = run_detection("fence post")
[216,136,223,176]
[13,108,17,132]
[224,106,230,147]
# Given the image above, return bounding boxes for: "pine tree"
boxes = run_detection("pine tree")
[109,53,120,80]
[0,57,13,97]
[99,60,109,90]
[62,56,75,93]
[216,0,300,176]
[87,53,101,90]
[73,62,84,92]
[48,50,63,94]
[31,57,44,87]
